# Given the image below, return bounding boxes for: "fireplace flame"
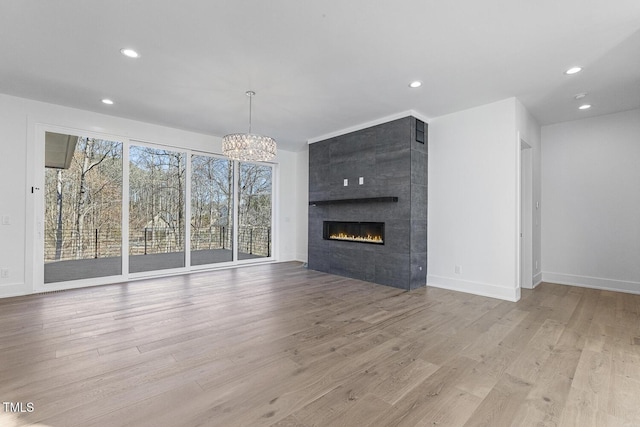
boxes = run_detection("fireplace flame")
[329,233,383,244]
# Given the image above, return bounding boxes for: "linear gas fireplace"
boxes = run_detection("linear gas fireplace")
[323,221,384,245]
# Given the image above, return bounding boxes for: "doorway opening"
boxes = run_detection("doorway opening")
[520,139,533,289]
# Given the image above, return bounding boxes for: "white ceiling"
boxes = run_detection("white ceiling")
[1,1,639,151]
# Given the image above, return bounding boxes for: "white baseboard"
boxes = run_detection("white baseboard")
[0,283,28,299]
[541,271,640,295]
[533,273,543,288]
[427,274,520,302]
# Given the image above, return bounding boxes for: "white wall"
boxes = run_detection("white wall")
[428,98,521,301]
[516,99,543,286]
[0,93,303,298]
[541,108,640,294]
[276,149,305,262]
[295,148,309,262]
[0,97,29,298]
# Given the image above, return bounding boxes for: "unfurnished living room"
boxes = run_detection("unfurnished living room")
[1,1,639,426]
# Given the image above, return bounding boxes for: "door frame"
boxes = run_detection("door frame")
[30,123,130,293]
[518,137,534,290]
[27,122,278,294]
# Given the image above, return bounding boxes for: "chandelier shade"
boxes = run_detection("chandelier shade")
[222,133,277,162]
[222,91,277,162]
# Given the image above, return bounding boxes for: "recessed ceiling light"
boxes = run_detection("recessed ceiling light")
[120,48,139,58]
[578,104,591,110]
[409,81,422,88]
[565,67,582,75]
[574,93,587,100]
[102,99,114,105]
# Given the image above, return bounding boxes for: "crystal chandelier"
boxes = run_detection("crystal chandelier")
[222,91,277,162]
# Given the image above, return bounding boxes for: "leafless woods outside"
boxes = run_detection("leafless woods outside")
[44,137,273,267]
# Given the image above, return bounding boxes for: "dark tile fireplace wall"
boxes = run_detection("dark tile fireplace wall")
[308,116,428,290]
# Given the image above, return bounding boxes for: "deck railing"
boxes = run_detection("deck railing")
[44,226,271,261]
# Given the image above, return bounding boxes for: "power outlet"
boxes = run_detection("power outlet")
[454,265,462,274]
[0,269,8,279]
[1,215,9,225]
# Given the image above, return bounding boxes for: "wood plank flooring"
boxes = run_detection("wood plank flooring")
[1,262,640,426]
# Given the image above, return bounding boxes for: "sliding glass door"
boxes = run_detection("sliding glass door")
[129,145,186,273]
[190,155,234,265]
[38,127,274,289]
[43,133,123,283]
[238,163,272,260]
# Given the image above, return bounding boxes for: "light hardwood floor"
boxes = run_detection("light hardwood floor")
[1,262,639,426]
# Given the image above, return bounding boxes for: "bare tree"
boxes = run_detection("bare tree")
[129,146,186,254]
[54,170,63,260]
[45,137,122,261]
[44,141,272,263]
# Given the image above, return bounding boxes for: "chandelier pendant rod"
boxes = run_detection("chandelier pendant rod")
[247,90,255,134]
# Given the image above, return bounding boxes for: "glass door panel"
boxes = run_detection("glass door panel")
[190,155,234,265]
[238,163,272,260]
[44,133,123,283]
[129,145,186,273]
